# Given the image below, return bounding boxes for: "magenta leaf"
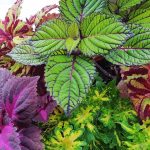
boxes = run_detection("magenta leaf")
[0,124,21,150]
[19,126,43,150]
[34,93,57,122]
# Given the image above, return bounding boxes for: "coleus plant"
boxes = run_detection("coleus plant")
[0,68,56,149]
[8,0,150,115]
[43,77,150,149]
[0,0,59,76]
[120,65,150,120]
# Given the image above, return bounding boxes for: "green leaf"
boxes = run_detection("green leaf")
[79,14,130,56]
[68,22,79,38]
[138,0,150,10]
[128,9,150,29]
[59,0,105,22]
[106,49,150,66]
[105,25,150,66]
[116,0,144,12]
[31,19,69,57]
[66,23,80,53]
[45,55,95,114]
[8,41,46,65]
[66,38,80,53]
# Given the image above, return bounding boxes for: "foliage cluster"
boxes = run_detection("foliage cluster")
[0,0,150,149]
[43,77,150,150]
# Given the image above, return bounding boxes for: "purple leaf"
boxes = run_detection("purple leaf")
[19,126,43,150]
[0,69,40,126]
[34,93,57,122]
[0,124,21,150]
[0,68,13,101]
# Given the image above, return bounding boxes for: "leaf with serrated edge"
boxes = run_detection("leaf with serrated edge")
[105,25,150,66]
[8,41,46,65]
[31,19,69,57]
[117,0,144,12]
[45,55,95,114]
[59,0,105,22]
[79,14,130,56]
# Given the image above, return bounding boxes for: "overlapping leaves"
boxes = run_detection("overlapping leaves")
[120,66,150,120]
[9,0,150,115]
[59,0,105,22]
[9,0,130,113]
[0,0,58,76]
[106,25,150,66]
[0,69,45,149]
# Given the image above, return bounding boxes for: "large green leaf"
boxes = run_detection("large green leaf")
[116,0,144,12]
[8,41,46,65]
[45,55,95,114]
[31,19,69,57]
[59,0,105,22]
[79,14,130,56]
[105,25,150,66]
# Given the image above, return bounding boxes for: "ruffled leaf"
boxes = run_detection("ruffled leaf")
[59,0,105,22]
[6,0,23,20]
[27,4,58,28]
[79,14,130,56]
[45,122,86,150]
[45,55,95,114]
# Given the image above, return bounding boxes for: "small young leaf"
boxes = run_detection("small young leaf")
[45,55,95,114]
[59,0,105,22]
[66,38,80,53]
[68,23,79,38]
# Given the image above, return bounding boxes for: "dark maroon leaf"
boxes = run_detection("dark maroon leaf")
[19,126,43,150]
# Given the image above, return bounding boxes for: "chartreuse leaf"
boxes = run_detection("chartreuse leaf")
[45,122,86,150]
[106,25,150,66]
[45,55,95,114]
[116,0,144,12]
[8,41,46,65]
[66,38,80,53]
[79,14,130,56]
[31,19,69,57]
[59,0,105,22]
